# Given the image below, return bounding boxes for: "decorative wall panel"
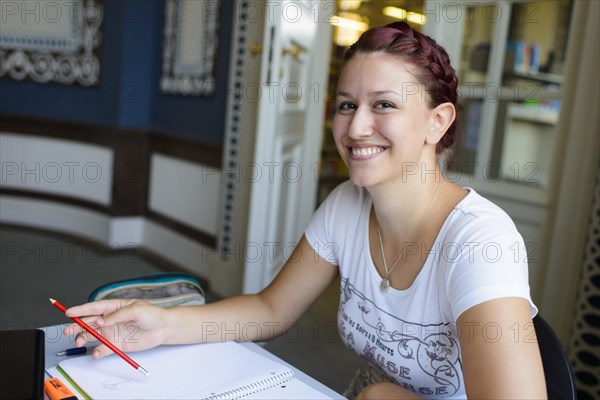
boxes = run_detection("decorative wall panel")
[0,133,113,205]
[148,153,221,236]
[0,0,103,86]
[160,0,220,96]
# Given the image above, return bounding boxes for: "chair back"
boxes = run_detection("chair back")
[533,315,577,399]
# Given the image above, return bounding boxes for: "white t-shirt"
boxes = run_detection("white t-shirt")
[305,181,537,399]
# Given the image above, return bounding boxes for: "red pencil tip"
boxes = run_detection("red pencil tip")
[49,298,56,304]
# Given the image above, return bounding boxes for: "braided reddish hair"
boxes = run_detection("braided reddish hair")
[345,22,459,154]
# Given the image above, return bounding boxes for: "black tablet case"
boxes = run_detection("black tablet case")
[0,329,45,399]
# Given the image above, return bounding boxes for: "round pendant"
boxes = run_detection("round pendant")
[380,278,390,292]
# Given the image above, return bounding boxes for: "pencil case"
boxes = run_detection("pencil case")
[88,272,206,307]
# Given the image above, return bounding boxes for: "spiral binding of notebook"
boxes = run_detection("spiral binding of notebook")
[209,369,295,400]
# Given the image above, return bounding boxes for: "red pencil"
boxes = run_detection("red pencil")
[49,298,149,376]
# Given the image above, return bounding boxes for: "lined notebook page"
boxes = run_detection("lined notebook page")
[58,342,294,399]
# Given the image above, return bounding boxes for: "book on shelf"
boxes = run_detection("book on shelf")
[506,41,542,74]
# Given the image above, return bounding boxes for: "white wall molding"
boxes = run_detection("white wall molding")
[0,195,111,244]
[148,153,221,237]
[0,132,114,206]
[141,218,211,278]
[0,196,232,294]
[109,217,144,249]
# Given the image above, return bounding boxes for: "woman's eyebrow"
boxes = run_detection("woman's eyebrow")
[336,90,402,97]
[370,90,401,96]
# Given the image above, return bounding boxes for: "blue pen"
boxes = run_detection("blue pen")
[56,347,89,357]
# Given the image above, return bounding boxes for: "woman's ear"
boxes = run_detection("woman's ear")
[425,102,456,145]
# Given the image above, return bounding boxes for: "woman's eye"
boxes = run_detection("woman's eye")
[338,102,355,111]
[375,102,395,109]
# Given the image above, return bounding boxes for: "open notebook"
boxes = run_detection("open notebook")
[54,341,316,400]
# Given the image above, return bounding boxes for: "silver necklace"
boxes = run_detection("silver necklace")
[377,180,443,293]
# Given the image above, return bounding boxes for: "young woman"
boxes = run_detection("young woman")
[64,22,546,399]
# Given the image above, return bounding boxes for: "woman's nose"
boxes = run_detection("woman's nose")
[347,108,374,139]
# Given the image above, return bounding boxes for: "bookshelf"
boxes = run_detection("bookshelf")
[424,0,575,300]
[507,70,564,85]
[423,0,574,192]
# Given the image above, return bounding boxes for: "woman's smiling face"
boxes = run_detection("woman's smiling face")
[333,52,438,188]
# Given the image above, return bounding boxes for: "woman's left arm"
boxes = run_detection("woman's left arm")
[458,297,546,399]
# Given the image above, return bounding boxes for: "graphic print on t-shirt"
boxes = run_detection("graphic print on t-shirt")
[338,278,462,397]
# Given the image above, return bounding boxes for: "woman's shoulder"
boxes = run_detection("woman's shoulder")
[305,180,369,259]
[454,188,514,222]
[310,180,371,236]
[444,188,521,240]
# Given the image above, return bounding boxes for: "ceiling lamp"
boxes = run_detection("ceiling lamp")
[383,6,427,26]
[407,12,427,25]
[330,13,369,46]
[339,0,362,11]
[382,6,407,20]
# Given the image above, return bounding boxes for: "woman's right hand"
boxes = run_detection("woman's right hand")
[62,299,169,359]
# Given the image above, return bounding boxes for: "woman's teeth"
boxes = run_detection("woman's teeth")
[351,147,385,157]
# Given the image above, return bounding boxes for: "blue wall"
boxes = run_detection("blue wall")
[151,0,234,142]
[0,0,233,144]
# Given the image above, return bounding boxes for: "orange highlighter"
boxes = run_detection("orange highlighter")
[44,378,78,400]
